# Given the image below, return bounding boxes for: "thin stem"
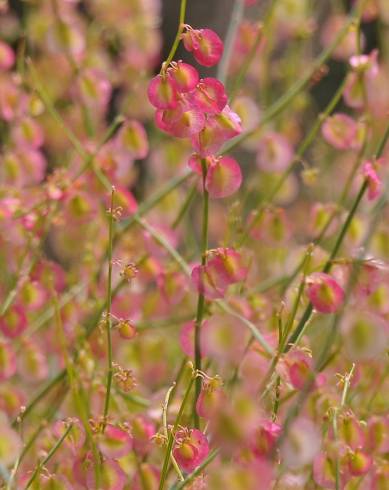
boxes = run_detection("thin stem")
[286,181,368,349]
[194,160,209,429]
[169,449,220,490]
[223,4,361,154]
[159,367,196,490]
[341,364,355,407]
[164,0,187,68]
[24,423,73,489]
[162,384,184,482]
[217,0,245,84]
[229,0,277,102]
[238,75,347,247]
[102,187,116,429]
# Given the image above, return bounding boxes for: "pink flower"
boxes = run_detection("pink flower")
[346,449,373,476]
[0,305,28,339]
[306,272,345,313]
[11,117,44,149]
[97,424,133,459]
[0,339,17,381]
[131,415,156,457]
[114,120,149,160]
[0,41,15,71]
[86,458,126,490]
[182,27,224,67]
[196,376,225,420]
[191,248,247,299]
[279,348,325,391]
[205,155,242,199]
[190,78,227,114]
[322,114,361,151]
[173,428,210,473]
[250,420,281,458]
[256,132,293,172]
[155,104,205,138]
[147,74,178,109]
[53,418,86,454]
[363,161,382,201]
[168,61,199,93]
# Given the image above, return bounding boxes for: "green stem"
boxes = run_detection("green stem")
[217,0,245,85]
[164,0,187,68]
[194,160,209,429]
[238,75,347,247]
[102,187,115,429]
[169,449,220,490]
[222,5,361,155]
[159,369,196,490]
[24,423,73,489]
[229,0,277,102]
[286,181,367,349]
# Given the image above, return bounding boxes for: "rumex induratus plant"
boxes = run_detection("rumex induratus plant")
[0,0,389,489]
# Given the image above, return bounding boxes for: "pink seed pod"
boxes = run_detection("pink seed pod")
[0,41,14,70]
[157,270,189,305]
[192,248,247,300]
[279,348,316,391]
[0,305,28,339]
[11,116,44,149]
[168,61,199,93]
[114,120,149,160]
[17,338,48,382]
[0,418,22,466]
[322,113,360,151]
[205,155,242,199]
[0,339,16,381]
[86,458,126,490]
[346,449,373,476]
[341,311,389,361]
[147,74,178,109]
[191,78,227,114]
[306,272,345,314]
[250,420,281,458]
[214,105,242,138]
[349,49,379,78]
[182,28,224,67]
[117,319,137,340]
[201,315,248,364]
[281,418,321,469]
[131,415,156,457]
[155,104,205,138]
[196,376,224,420]
[97,424,133,459]
[343,72,365,109]
[256,132,293,172]
[232,96,261,132]
[20,280,47,311]
[53,418,86,454]
[173,428,210,473]
[339,412,366,450]
[321,14,363,61]
[77,68,111,112]
[366,416,389,454]
[132,463,160,490]
[363,161,382,201]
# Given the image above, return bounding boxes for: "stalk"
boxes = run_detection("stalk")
[193,160,209,429]
[102,187,116,429]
